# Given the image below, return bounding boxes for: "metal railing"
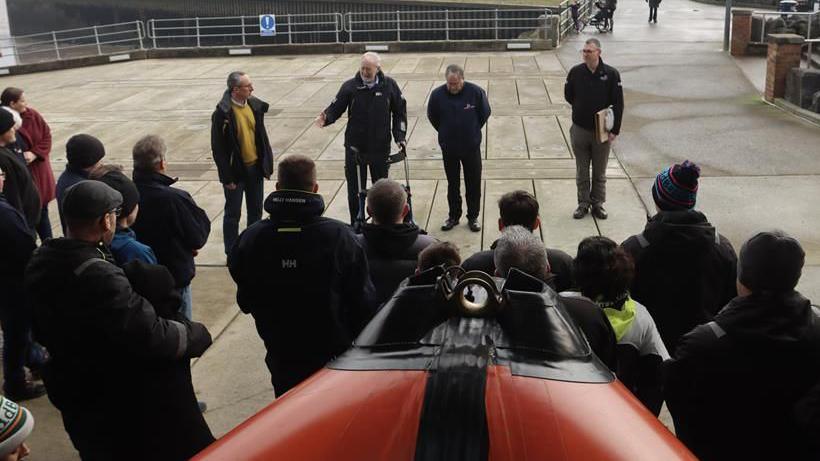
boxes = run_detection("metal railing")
[557,0,594,40]
[343,8,554,43]
[0,8,564,69]
[751,10,818,68]
[0,21,144,65]
[146,13,344,49]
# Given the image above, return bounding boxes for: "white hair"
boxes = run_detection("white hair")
[2,106,21,130]
[494,225,549,280]
[361,51,381,66]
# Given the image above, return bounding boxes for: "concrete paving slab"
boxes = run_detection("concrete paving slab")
[192,313,274,437]
[534,179,599,256]
[512,55,540,74]
[490,56,514,73]
[524,115,572,159]
[415,56,444,74]
[516,78,549,105]
[487,116,528,159]
[488,78,519,106]
[402,80,435,108]
[287,120,345,159]
[466,55,490,73]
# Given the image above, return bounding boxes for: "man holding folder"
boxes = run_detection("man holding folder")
[564,38,624,220]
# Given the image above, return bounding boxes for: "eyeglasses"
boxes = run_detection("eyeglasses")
[110,206,122,217]
[581,49,598,54]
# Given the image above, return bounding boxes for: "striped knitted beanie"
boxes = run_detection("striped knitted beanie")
[0,396,34,457]
[652,160,701,211]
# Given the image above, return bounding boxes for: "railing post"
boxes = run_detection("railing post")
[93,25,102,55]
[137,21,145,50]
[288,14,293,44]
[397,11,401,42]
[195,17,201,48]
[808,17,813,69]
[495,9,499,40]
[151,20,157,49]
[335,13,341,43]
[445,10,449,41]
[241,16,246,46]
[52,31,61,60]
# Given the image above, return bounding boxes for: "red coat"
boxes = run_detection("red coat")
[19,107,55,204]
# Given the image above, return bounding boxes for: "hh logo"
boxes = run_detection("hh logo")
[464,104,475,110]
[282,259,297,269]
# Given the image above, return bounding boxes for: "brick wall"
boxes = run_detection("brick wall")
[764,34,804,102]
[731,9,753,57]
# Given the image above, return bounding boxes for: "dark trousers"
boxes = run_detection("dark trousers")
[442,149,482,221]
[649,5,658,21]
[36,204,52,241]
[570,124,610,208]
[344,147,389,225]
[0,291,30,386]
[223,164,264,255]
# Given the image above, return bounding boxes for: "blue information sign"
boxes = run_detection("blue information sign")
[259,14,276,37]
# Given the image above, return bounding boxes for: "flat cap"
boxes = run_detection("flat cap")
[62,180,123,220]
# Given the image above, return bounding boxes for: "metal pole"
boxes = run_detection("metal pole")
[335,13,340,43]
[52,31,61,60]
[151,20,157,49]
[288,14,293,44]
[241,16,246,46]
[445,10,449,41]
[195,17,201,48]
[93,25,102,55]
[495,9,499,40]
[138,22,145,50]
[806,16,814,69]
[397,11,401,42]
[723,0,731,52]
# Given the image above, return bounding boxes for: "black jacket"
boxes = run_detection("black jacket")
[322,71,407,156]
[559,294,618,371]
[0,194,36,282]
[461,240,575,292]
[25,239,212,461]
[564,58,624,135]
[357,223,436,307]
[0,147,41,230]
[427,81,491,155]
[120,260,215,460]
[229,189,375,396]
[131,170,211,288]
[622,210,737,352]
[0,194,36,304]
[665,292,820,461]
[210,90,274,185]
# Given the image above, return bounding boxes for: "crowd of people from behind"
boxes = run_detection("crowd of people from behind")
[0,54,817,461]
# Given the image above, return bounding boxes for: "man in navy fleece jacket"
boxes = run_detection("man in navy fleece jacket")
[427,64,491,233]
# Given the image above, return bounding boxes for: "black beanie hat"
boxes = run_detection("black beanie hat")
[66,134,105,169]
[0,108,14,134]
[96,170,140,218]
[738,230,805,293]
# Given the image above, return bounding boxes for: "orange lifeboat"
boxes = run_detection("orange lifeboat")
[194,268,695,461]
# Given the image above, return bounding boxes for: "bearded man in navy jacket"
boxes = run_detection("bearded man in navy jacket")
[427,64,491,233]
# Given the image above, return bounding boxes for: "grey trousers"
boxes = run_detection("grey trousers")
[570,124,611,207]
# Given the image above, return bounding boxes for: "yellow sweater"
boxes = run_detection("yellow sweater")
[232,101,258,166]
